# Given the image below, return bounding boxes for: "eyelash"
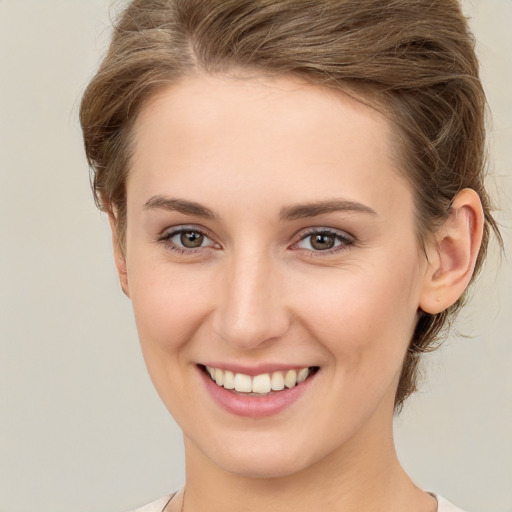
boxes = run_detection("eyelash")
[158,226,218,255]
[157,226,354,256]
[291,228,354,256]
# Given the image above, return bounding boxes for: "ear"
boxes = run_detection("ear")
[107,208,130,298]
[419,188,484,314]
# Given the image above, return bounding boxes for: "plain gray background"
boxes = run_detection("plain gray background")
[0,1,510,511]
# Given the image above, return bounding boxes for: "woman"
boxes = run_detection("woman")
[80,1,501,511]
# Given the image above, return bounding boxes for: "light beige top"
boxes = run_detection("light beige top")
[129,493,467,512]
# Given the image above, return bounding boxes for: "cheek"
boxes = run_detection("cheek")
[125,260,216,413]
[293,255,421,374]
[290,265,421,427]
[127,257,212,355]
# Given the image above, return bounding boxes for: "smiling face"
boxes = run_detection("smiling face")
[119,74,430,478]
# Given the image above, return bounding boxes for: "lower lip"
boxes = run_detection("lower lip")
[199,368,316,418]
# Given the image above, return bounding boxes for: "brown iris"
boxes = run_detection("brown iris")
[180,231,204,248]
[310,233,336,250]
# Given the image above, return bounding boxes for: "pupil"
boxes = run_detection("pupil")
[181,231,204,248]
[311,233,335,250]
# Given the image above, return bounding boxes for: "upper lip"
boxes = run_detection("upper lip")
[200,362,317,376]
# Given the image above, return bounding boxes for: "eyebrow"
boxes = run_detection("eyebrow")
[279,199,377,221]
[144,195,218,220]
[143,195,376,222]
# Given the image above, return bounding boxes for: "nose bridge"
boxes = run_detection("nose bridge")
[213,244,289,350]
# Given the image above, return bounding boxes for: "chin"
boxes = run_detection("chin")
[214,452,312,480]
[195,431,325,480]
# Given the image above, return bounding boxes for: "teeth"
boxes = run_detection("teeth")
[284,369,297,388]
[223,370,235,390]
[297,367,309,383]
[252,374,271,394]
[271,371,285,391]
[234,373,252,393]
[214,368,224,386]
[205,365,312,394]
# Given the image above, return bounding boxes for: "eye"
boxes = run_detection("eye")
[176,230,206,248]
[159,226,218,253]
[294,229,353,253]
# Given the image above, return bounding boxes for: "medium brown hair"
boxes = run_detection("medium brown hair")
[80,0,501,410]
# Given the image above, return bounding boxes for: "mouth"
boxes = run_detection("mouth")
[199,364,320,396]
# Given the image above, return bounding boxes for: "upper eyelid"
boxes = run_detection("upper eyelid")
[157,229,219,258]
[290,228,355,254]
[158,225,218,249]
[160,224,212,238]
[292,226,354,241]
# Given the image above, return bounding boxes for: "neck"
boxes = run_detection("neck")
[180,415,435,512]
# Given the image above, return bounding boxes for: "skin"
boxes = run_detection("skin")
[109,74,483,512]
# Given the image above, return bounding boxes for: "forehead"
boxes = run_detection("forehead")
[128,73,410,216]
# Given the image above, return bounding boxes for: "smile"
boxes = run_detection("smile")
[203,365,318,395]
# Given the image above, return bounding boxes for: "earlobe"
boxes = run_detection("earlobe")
[419,189,484,314]
[107,208,130,298]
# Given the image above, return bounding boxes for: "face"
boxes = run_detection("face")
[119,74,429,478]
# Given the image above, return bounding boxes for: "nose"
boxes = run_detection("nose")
[212,249,291,351]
